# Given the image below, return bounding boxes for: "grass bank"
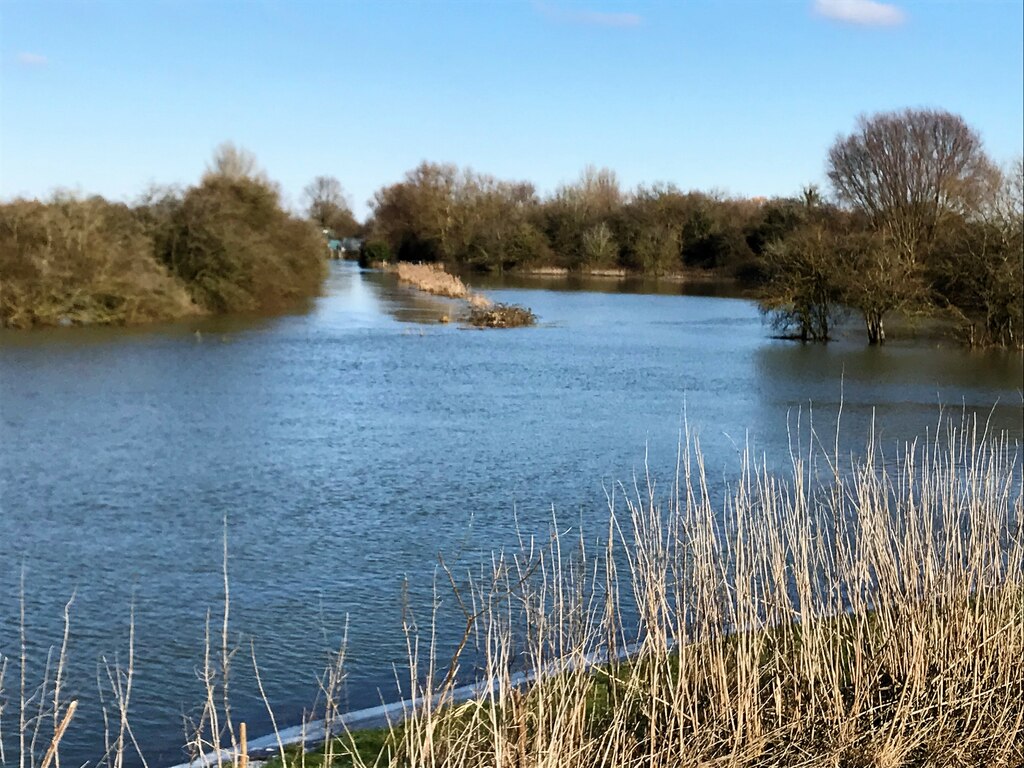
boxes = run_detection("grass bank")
[252,419,1023,768]
[3,415,1022,767]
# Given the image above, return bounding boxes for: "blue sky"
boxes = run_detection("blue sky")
[2,0,1022,219]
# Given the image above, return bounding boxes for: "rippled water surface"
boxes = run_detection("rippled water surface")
[1,263,1021,765]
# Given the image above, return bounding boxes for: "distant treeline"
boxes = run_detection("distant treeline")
[365,109,1022,347]
[3,110,1021,346]
[0,144,328,328]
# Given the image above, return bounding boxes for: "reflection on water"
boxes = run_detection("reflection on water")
[0,262,1021,765]
[313,265,461,327]
[751,340,1023,470]
[462,269,748,298]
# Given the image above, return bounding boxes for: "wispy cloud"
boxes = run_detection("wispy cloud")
[534,2,642,28]
[813,0,907,27]
[16,52,49,66]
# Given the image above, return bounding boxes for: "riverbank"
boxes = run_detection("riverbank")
[7,419,1023,766]
[511,264,739,284]
[161,419,1023,768]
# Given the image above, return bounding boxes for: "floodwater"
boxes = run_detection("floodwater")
[1,262,1021,765]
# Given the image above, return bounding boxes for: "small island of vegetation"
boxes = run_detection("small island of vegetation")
[390,261,537,328]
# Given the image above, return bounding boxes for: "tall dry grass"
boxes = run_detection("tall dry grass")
[393,263,474,301]
[373,416,1022,768]
[2,415,1021,768]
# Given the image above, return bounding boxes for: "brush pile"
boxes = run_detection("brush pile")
[464,302,537,328]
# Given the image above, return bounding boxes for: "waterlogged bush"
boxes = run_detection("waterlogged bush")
[0,195,197,328]
[0,145,331,329]
[158,175,327,313]
[465,302,536,328]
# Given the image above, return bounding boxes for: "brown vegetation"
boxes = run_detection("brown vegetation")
[365,110,1022,347]
[759,110,1021,347]
[392,261,536,327]
[304,176,361,239]
[3,417,1021,768]
[0,194,199,328]
[0,144,328,328]
[153,174,326,314]
[393,261,471,299]
[464,302,537,328]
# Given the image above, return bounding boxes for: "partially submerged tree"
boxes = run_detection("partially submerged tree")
[932,159,1024,347]
[835,229,928,344]
[825,109,998,343]
[759,224,843,342]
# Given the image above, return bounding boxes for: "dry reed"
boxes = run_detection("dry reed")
[392,262,545,323]
[393,263,471,300]
[298,415,1023,767]
[2,414,1021,768]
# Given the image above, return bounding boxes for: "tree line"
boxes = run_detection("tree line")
[0,144,329,328]
[364,109,1022,348]
[2,110,1020,346]
[365,163,768,280]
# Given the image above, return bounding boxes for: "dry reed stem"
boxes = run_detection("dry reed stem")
[237,723,246,768]
[394,262,470,299]
[38,701,75,768]
[356,415,1023,768]
[1,415,1021,768]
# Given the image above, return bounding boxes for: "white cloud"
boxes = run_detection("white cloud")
[534,2,642,28]
[813,0,906,27]
[16,52,49,66]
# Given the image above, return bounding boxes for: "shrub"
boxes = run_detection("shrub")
[358,240,391,268]
[394,262,469,299]
[0,195,197,328]
[158,176,327,313]
[464,302,536,328]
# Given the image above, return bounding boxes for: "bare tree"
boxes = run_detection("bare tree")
[203,142,262,182]
[303,176,356,233]
[581,222,618,267]
[827,109,996,261]
[836,229,928,344]
[368,162,458,261]
[934,158,1024,347]
[555,165,622,220]
[759,224,844,342]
